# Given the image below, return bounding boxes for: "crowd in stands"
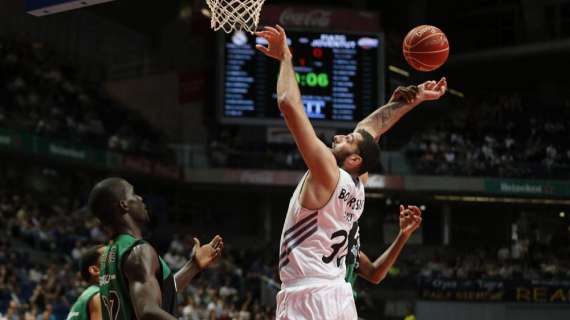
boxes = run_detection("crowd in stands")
[165,235,277,320]
[207,127,306,171]
[405,93,570,178]
[416,244,570,282]
[207,127,385,173]
[2,163,570,319]
[206,92,570,180]
[0,179,277,320]
[0,38,171,161]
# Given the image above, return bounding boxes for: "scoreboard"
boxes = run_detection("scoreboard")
[218,30,385,128]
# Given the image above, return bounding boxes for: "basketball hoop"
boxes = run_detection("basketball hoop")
[205,0,265,34]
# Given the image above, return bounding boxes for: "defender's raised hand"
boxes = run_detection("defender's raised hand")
[192,235,224,270]
[399,205,422,238]
[255,25,292,61]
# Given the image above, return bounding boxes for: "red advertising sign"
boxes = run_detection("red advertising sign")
[260,5,381,32]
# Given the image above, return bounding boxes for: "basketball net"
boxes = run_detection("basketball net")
[206,0,266,34]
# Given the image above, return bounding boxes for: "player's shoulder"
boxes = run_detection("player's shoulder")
[338,168,364,190]
[123,242,160,279]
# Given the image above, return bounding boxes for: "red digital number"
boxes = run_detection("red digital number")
[312,48,323,59]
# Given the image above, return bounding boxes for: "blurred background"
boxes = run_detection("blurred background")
[0,0,569,319]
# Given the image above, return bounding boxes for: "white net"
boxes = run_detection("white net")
[206,0,265,34]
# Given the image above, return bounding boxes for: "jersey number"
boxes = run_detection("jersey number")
[322,230,348,267]
[102,291,121,320]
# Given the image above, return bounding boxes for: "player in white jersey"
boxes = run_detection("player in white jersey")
[255,25,447,320]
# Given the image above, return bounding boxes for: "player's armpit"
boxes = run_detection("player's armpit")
[123,244,177,320]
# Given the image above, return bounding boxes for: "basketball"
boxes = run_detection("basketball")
[403,25,449,72]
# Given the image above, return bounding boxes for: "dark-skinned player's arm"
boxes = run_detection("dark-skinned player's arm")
[174,235,223,292]
[88,293,102,320]
[357,206,422,284]
[123,244,177,320]
[255,25,338,193]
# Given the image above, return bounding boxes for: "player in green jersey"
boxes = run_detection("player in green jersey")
[67,245,106,320]
[88,177,223,320]
[345,205,422,295]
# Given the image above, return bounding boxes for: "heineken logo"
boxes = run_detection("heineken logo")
[499,182,543,194]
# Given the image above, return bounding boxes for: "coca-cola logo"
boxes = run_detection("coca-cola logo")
[279,8,332,28]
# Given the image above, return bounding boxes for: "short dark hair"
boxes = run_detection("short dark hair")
[356,129,380,175]
[79,245,104,282]
[87,177,127,224]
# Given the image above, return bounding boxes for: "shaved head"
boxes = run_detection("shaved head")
[87,177,129,224]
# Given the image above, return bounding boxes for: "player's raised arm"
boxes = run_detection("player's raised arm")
[256,25,338,189]
[174,235,223,291]
[356,78,447,142]
[358,206,422,284]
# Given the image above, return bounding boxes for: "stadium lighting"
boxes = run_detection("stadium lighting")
[201,8,212,17]
[388,65,410,77]
[448,88,464,98]
[560,212,566,218]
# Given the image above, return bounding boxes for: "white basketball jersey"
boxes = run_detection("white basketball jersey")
[279,168,365,284]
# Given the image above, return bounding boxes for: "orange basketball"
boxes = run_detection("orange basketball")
[403,25,449,72]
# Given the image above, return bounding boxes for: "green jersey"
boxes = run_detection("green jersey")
[66,285,99,320]
[344,222,360,298]
[99,234,176,320]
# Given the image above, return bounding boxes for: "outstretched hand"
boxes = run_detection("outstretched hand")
[399,205,422,238]
[192,235,224,270]
[389,77,447,105]
[255,25,292,61]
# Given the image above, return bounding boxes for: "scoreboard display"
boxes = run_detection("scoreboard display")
[218,30,385,128]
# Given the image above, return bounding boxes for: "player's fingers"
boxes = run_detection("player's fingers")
[435,77,447,91]
[414,216,423,226]
[423,82,435,91]
[275,24,286,35]
[255,44,270,55]
[256,31,273,39]
[193,237,201,248]
[409,206,421,216]
[211,235,222,246]
[264,26,279,36]
[258,30,276,42]
[400,205,405,212]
